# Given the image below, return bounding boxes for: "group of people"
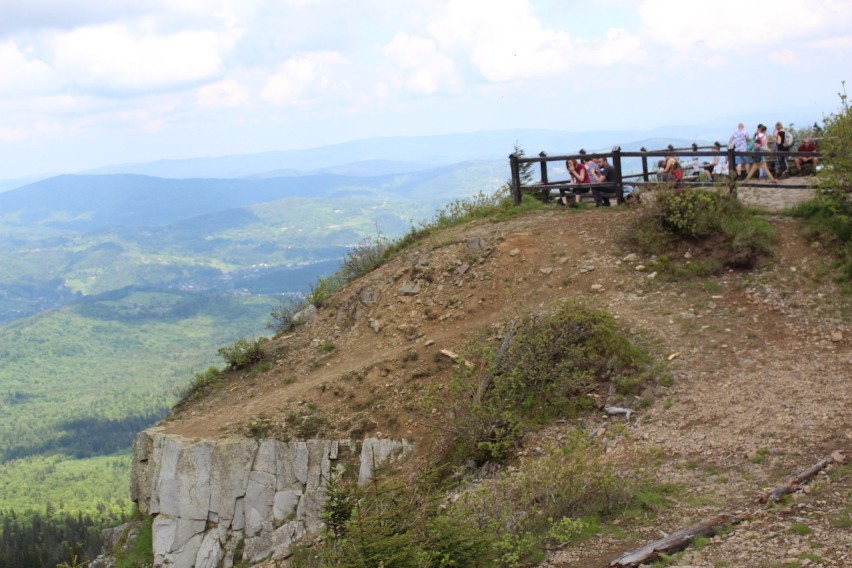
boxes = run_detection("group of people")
[728,122,819,183]
[558,155,617,207]
[554,122,820,206]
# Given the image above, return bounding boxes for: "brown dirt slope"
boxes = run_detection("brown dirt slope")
[164,185,851,567]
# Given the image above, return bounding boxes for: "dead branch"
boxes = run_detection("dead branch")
[603,406,634,420]
[759,457,832,503]
[475,320,518,404]
[607,513,746,567]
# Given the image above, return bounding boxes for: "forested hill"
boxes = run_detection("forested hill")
[0,159,510,233]
[0,173,395,232]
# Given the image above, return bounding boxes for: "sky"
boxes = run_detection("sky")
[0,0,850,178]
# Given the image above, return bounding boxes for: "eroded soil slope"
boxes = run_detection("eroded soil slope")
[164,185,851,567]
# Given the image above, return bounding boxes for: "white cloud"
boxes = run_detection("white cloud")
[197,79,249,108]
[0,40,55,95]
[53,24,233,93]
[0,125,24,142]
[425,0,575,82]
[399,0,647,84]
[383,32,458,94]
[576,28,646,66]
[637,0,850,52]
[769,50,799,66]
[260,52,351,106]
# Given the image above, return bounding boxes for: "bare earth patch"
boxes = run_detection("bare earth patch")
[164,184,851,567]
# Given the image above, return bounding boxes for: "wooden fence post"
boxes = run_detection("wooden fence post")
[726,145,737,197]
[538,151,551,203]
[509,153,522,205]
[640,147,649,182]
[612,146,624,203]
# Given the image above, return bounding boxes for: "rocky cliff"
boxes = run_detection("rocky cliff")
[131,428,413,567]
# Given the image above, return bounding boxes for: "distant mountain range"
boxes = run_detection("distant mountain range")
[78,128,720,179]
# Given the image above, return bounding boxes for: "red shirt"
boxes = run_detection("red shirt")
[569,163,589,183]
[798,141,816,153]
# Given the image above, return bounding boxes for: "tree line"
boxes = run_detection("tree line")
[0,508,118,568]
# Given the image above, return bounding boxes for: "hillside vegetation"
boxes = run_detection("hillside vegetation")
[0,157,509,566]
[157,172,851,567]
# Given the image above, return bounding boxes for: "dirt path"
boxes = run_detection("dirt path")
[164,184,851,567]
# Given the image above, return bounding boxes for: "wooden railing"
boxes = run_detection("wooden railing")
[508,144,821,206]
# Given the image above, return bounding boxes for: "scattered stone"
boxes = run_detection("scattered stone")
[647,271,658,279]
[455,263,470,275]
[635,264,646,271]
[580,265,596,273]
[830,331,843,342]
[831,450,846,463]
[439,349,474,368]
[424,339,435,347]
[293,304,318,325]
[465,237,486,250]
[399,283,422,296]
[623,253,638,262]
[684,251,692,259]
[369,319,383,333]
[591,284,604,292]
[510,248,520,256]
[359,288,379,306]
[540,267,553,275]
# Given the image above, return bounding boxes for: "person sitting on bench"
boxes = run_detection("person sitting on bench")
[794,138,819,174]
[658,155,683,184]
[559,158,590,205]
[590,157,615,207]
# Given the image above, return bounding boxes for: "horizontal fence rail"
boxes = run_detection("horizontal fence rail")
[508,144,822,206]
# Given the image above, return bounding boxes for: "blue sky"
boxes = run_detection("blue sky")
[0,0,849,178]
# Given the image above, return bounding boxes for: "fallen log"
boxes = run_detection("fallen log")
[759,456,832,504]
[607,513,745,568]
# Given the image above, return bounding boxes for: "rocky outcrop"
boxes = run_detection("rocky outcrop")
[132,428,413,567]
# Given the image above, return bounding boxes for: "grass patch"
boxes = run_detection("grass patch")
[625,188,775,279]
[113,515,154,568]
[175,366,222,402]
[297,435,668,568]
[790,521,813,536]
[788,192,852,291]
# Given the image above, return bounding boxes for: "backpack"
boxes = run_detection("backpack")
[783,130,795,150]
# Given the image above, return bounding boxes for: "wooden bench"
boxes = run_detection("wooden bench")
[532,182,622,204]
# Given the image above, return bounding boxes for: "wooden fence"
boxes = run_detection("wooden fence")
[508,144,821,206]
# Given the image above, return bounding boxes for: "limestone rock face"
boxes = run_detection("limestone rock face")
[131,429,414,567]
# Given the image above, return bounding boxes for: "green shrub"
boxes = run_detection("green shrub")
[787,84,852,288]
[301,435,666,568]
[303,472,494,568]
[818,81,852,193]
[268,297,307,333]
[442,299,659,464]
[450,434,642,564]
[176,366,222,402]
[626,188,775,274]
[113,515,154,568]
[217,337,267,370]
